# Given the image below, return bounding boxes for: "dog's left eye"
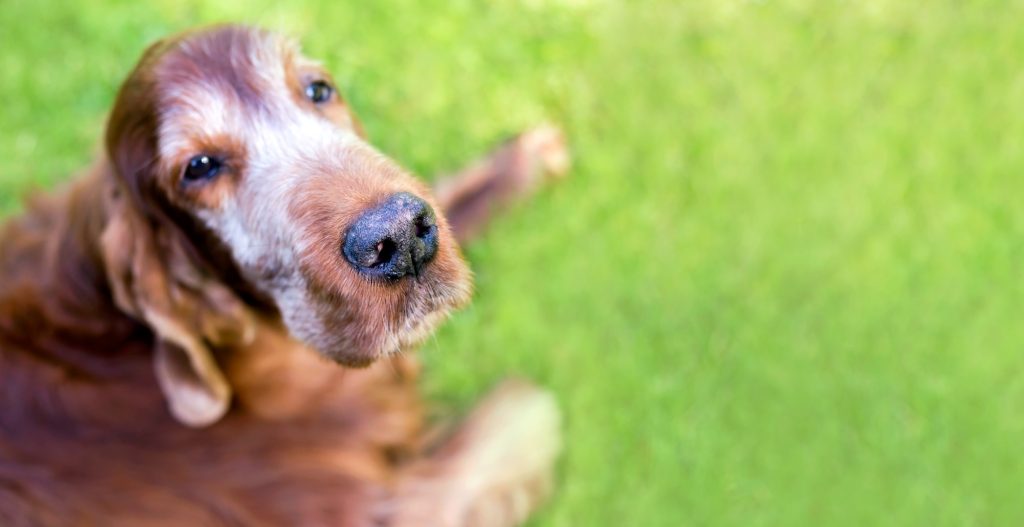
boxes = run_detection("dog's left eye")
[184,155,223,183]
[305,80,333,104]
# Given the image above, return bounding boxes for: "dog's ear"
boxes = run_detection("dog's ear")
[100,191,255,427]
[100,46,254,427]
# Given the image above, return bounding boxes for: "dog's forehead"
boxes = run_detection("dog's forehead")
[159,27,302,103]
[153,27,315,159]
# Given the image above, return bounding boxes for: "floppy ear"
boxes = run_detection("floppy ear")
[100,40,254,427]
[100,190,255,427]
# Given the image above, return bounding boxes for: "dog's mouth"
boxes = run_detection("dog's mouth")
[328,294,470,368]
[370,273,473,361]
[278,257,472,368]
[378,303,460,361]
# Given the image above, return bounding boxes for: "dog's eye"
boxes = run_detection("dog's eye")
[305,80,333,104]
[184,155,223,182]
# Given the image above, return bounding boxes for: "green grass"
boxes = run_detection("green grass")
[3,0,1024,524]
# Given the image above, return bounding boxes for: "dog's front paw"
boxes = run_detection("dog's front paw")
[389,379,562,527]
[514,124,572,185]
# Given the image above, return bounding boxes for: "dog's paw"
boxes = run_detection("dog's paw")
[390,379,562,527]
[514,124,571,183]
[453,379,562,527]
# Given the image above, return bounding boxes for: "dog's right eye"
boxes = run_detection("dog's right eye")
[183,155,223,183]
[305,80,334,104]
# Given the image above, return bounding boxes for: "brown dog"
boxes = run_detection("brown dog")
[0,25,568,526]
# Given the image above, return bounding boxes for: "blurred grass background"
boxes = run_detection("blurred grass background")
[2,0,1024,525]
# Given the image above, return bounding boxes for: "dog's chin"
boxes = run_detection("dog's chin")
[327,353,377,369]
[285,299,465,368]
[275,257,473,367]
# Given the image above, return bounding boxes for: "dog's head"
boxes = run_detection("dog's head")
[99,25,472,426]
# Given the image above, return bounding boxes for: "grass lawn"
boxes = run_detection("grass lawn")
[3,0,1024,525]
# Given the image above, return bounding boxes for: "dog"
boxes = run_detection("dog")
[0,25,569,526]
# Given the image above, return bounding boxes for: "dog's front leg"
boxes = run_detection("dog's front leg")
[383,379,561,527]
[433,125,570,244]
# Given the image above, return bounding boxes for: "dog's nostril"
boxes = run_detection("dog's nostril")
[342,192,440,280]
[372,239,396,267]
[415,214,435,239]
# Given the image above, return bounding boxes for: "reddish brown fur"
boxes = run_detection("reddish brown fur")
[0,125,422,527]
[0,25,561,527]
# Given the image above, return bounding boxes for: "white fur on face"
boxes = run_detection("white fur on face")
[158,64,346,278]
[151,33,468,362]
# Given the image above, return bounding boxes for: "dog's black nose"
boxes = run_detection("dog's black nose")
[342,192,439,280]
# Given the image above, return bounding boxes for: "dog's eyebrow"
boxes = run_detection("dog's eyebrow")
[162,27,294,112]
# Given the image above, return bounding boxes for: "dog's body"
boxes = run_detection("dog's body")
[0,26,566,526]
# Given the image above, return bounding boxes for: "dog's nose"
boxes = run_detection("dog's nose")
[342,192,439,280]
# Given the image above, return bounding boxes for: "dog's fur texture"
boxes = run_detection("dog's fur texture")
[0,25,568,526]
